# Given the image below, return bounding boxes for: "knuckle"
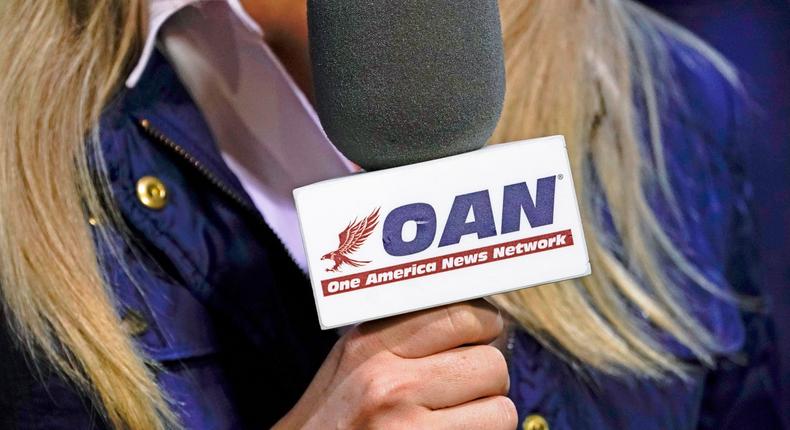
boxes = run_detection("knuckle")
[487,307,505,338]
[492,308,504,335]
[357,364,408,413]
[479,344,507,368]
[445,304,481,340]
[444,302,503,343]
[474,345,510,394]
[493,396,518,429]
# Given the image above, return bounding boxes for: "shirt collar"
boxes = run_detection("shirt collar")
[126,0,263,88]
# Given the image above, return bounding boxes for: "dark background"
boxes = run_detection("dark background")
[642,0,789,426]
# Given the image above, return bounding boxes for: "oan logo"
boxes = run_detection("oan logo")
[320,175,560,275]
[318,175,571,297]
[321,208,380,272]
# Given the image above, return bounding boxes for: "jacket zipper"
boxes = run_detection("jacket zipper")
[138,118,257,213]
[137,118,306,269]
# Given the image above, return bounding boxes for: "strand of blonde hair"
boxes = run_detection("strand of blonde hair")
[0,1,176,428]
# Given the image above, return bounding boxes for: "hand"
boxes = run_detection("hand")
[274,299,515,429]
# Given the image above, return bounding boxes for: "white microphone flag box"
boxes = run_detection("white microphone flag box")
[294,136,591,329]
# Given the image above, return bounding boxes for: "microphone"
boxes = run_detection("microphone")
[296,0,591,329]
[307,0,505,170]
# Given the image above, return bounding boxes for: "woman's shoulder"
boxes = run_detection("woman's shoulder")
[635,18,755,358]
[655,20,752,154]
[650,21,754,239]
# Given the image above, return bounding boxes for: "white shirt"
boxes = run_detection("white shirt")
[127,0,353,271]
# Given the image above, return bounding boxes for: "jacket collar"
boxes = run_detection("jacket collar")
[121,48,256,209]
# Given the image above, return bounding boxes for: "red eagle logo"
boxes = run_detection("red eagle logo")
[321,208,380,273]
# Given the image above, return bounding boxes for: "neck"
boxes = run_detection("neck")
[242,0,313,101]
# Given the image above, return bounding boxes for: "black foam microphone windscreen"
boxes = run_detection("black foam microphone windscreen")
[308,0,506,170]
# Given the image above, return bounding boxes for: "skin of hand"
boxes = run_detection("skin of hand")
[274,300,517,429]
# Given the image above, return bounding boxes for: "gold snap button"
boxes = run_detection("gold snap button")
[523,414,549,430]
[120,310,149,337]
[136,176,168,210]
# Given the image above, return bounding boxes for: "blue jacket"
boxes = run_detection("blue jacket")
[0,41,781,428]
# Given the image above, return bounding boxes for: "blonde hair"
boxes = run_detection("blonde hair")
[0,0,738,428]
[491,0,739,379]
[0,1,175,429]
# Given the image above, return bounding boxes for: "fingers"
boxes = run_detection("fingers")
[356,299,503,359]
[421,396,518,430]
[412,345,510,409]
[291,302,512,430]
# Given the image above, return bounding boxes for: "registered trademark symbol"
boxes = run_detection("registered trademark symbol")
[558,174,565,180]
